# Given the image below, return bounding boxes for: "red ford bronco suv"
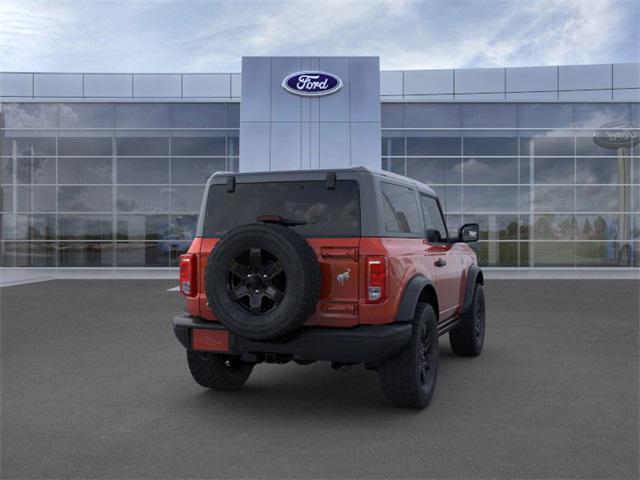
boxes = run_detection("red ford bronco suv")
[173,167,485,408]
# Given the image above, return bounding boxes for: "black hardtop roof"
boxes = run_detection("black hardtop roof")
[207,166,437,197]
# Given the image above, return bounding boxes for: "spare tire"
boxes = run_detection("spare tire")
[205,223,321,340]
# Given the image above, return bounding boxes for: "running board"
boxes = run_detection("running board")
[437,316,462,336]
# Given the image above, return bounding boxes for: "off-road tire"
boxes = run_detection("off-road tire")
[449,283,485,356]
[379,303,439,409]
[205,223,321,341]
[187,351,253,390]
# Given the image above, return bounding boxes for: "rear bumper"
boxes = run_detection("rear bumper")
[172,314,412,364]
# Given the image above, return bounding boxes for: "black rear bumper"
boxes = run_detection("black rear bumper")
[172,314,413,364]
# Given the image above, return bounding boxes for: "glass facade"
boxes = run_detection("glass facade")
[382,102,639,267]
[1,100,638,268]
[0,103,239,267]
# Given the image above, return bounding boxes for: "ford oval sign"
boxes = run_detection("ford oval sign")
[593,122,640,149]
[282,71,343,97]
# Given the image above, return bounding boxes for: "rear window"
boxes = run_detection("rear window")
[203,180,360,237]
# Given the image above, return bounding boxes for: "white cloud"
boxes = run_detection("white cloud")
[0,0,637,72]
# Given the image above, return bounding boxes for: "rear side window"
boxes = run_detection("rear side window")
[420,194,448,242]
[380,182,422,234]
[204,180,360,237]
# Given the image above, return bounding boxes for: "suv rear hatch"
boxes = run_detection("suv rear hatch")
[201,178,361,327]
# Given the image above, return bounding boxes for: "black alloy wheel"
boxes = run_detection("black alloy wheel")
[228,248,286,315]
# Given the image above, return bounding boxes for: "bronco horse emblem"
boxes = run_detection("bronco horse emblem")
[336,268,351,286]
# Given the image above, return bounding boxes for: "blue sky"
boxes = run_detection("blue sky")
[0,0,638,72]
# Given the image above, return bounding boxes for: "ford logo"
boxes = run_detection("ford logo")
[593,122,639,149]
[282,71,343,97]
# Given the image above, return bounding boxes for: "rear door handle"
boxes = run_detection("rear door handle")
[434,258,447,267]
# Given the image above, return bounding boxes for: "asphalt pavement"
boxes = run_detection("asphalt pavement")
[1,279,638,479]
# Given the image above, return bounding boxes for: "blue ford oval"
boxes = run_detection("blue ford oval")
[282,71,343,96]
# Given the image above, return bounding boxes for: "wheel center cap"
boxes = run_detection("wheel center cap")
[246,274,263,289]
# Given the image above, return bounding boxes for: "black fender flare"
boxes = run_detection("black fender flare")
[395,275,436,322]
[461,265,484,316]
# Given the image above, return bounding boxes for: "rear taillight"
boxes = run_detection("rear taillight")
[366,256,387,303]
[179,254,197,297]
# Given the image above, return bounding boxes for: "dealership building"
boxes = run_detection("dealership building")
[0,58,638,271]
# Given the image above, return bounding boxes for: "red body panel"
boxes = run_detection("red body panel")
[183,235,477,328]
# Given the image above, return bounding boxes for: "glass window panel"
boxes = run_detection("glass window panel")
[633,158,639,185]
[463,137,518,156]
[17,157,55,184]
[170,186,204,212]
[519,214,531,240]
[633,214,640,240]
[381,104,404,127]
[117,158,169,184]
[533,158,574,184]
[576,157,630,184]
[405,104,461,128]
[171,136,226,156]
[171,104,228,128]
[2,137,56,156]
[519,157,530,184]
[228,104,240,127]
[169,214,198,240]
[18,186,56,212]
[576,186,626,212]
[227,133,239,157]
[1,186,12,211]
[519,241,530,267]
[463,186,519,212]
[58,186,111,212]
[462,158,518,184]
[384,158,405,176]
[1,158,12,184]
[1,242,56,267]
[573,104,631,128]
[533,186,574,212]
[380,182,422,234]
[520,135,574,156]
[116,137,168,156]
[469,241,519,267]
[462,214,519,240]
[406,158,462,185]
[517,104,573,129]
[406,135,461,156]
[5,214,56,240]
[533,214,576,240]
[461,104,517,128]
[59,158,112,184]
[576,136,625,157]
[58,214,112,241]
[116,214,169,240]
[115,242,169,267]
[117,186,170,213]
[171,158,225,184]
[58,242,114,267]
[575,242,632,267]
[59,103,114,128]
[420,195,447,241]
[381,135,404,156]
[576,214,632,241]
[531,242,575,267]
[114,104,171,128]
[58,137,112,156]
[431,186,462,213]
[2,104,59,128]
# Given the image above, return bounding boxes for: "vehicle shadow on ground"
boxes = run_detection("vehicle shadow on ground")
[176,342,475,421]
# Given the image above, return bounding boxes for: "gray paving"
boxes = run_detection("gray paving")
[1,280,638,479]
